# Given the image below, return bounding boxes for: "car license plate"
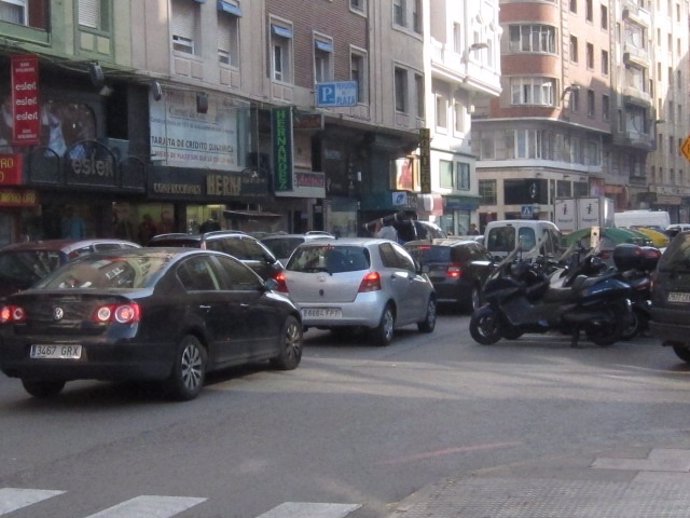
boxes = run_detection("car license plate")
[302,308,342,319]
[30,344,82,360]
[668,292,690,303]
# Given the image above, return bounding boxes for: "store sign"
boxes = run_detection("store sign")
[0,188,37,207]
[0,154,23,185]
[419,128,431,193]
[149,89,242,169]
[272,107,293,191]
[64,141,117,187]
[11,55,40,145]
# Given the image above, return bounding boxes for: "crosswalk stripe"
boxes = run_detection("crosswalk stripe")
[83,495,207,518]
[256,502,362,518]
[0,488,65,514]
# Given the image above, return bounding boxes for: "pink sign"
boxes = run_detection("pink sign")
[11,55,40,145]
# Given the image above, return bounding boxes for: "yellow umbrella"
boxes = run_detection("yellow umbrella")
[632,227,669,248]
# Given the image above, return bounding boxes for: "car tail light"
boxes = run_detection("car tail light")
[92,302,140,324]
[274,272,289,293]
[0,305,27,324]
[447,264,463,279]
[358,271,381,292]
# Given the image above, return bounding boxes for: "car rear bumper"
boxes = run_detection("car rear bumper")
[649,320,690,346]
[0,339,174,381]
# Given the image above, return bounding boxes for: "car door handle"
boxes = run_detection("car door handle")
[199,304,211,310]
[240,303,249,309]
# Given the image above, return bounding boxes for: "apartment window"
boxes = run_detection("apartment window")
[602,94,610,121]
[586,0,593,21]
[171,0,199,55]
[677,3,681,21]
[586,43,594,69]
[440,161,470,190]
[456,162,470,190]
[435,94,448,130]
[625,65,646,92]
[571,89,580,112]
[587,89,595,117]
[510,77,555,106]
[668,66,673,86]
[600,5,608,29]
[601,50,609,75]
[0,0,26,25]
[508,24,556,54]
[351,51,368,104]
[514,129,544,159]
[79,0,109,31]
[271,22,293,83]
[350,0,366,12]
[570,36,578,62]
[677,70,683,89]
[479,180,497,205]
[412,0,421,33]
[394,67,408,113]
[393,0,405,26]
[625,25,645,50]
[217,1,241,67]
[453,101,465,134]
[570,0,577,12]
[668,101,674,122]
[453,23,462,53]
[415,73,424,118]
[440,160,453,188]
[314,36,333,84]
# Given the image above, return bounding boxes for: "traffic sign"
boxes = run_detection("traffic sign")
[681,136,690,162]
[315,81,358,107]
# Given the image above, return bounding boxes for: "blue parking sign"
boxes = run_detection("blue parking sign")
[316,82,358,107]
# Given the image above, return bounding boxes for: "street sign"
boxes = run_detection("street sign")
[315,81,358,107]
[681,136,690,162]
[521,205,533,218]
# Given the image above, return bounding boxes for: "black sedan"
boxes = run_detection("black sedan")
[0,248,303,401]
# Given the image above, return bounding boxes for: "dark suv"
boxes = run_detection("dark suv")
[404,238,494,312]
[148,231,283,281]
[649,231,690,362]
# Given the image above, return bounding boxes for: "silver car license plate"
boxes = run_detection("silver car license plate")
[302,308,342,319]
[30,344,82,360]
[668,292,690,303]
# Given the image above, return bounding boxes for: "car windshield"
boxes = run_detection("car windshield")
[288,245,370,273]
[658,235,690,272]
[486,227,516,252]
[0,250,63,285]
[36,254,172,289]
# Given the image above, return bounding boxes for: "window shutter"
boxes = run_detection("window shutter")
[217,14,232,52]
[171,0,195,40]
[79,0,99,28]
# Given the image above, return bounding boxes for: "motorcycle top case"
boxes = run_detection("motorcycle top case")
[613,243,645,271]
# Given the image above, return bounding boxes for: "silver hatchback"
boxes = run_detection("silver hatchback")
[276,238,436,345]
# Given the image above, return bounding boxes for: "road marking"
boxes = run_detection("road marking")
[379,441,522,465]
[84,495,207,518]
[256,502,362,518]
[0,488,64,514]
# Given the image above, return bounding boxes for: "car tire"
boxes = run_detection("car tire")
[165,335,207,401]
[465,284,482,313]
[21,379,65,398]
[372,304,395,346]
[270,315,303,370]
[672,345,690,364]
[417,297,436,333]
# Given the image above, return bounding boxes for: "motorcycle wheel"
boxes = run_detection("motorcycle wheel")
[620,308,641,341]
[586,301,627,346]
[470,307,502,345]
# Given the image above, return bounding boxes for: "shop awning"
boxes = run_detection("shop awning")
[223,210,282,218]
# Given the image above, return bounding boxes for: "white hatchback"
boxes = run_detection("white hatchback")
[276,238,437,345]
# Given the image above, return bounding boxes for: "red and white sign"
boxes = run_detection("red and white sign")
[11,55,40,145]
[0,154,23,185]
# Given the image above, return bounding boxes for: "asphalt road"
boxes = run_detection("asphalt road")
[0,312,689,518]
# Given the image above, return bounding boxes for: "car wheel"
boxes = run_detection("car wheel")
[417,297,436,333]
[672,345,690,364]
[372,304,395,346]
[21,380,65,398]
[165,335,207,401]
[270,315,303,370]
[466,284,482,313]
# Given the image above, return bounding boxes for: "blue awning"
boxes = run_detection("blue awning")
[315,40,333,53]
[217,0,241,16]
[272,24,293,39]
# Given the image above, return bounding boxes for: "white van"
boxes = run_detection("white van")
[614,210,670,231]
[484,220,562,261]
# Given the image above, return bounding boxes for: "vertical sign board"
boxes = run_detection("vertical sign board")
[419,128,431,193]
[272,107,293,192]
[11,55,40,145]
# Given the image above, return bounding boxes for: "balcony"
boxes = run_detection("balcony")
[623,2,651,26]
[623,44,650,68]
[622,87,652,108]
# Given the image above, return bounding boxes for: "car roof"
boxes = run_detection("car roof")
[262,233,334,240]
[297,237,391,247]
[0,238,140,253]
[405,238,477,247]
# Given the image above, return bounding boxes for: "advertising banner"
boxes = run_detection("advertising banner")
[149,89,243,169]
[10,55,40,145]
[272,107,293,192]
[0,154,23,185]
[419,128,431,193]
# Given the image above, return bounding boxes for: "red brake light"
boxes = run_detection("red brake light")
[0,305,26,324]
[275,272,289,293]
[92,303,140,324]
[447,264,463,279]
[358,271,381,292]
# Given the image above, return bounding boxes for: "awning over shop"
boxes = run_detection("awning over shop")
[223,210,282,219]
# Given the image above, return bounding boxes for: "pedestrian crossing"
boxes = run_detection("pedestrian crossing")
[0,488,362,517]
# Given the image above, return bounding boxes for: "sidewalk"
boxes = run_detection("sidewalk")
[386,447,690,517]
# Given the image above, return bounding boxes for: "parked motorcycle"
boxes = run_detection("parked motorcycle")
[470,242,633,347]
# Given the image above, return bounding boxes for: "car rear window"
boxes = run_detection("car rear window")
[262,238,303,259]
[0,250,63,285]
[406,245,451,263]
[149,238,200,248]
[288,245,370,273]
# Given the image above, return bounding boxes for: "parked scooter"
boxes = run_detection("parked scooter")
[470,241,633,347]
